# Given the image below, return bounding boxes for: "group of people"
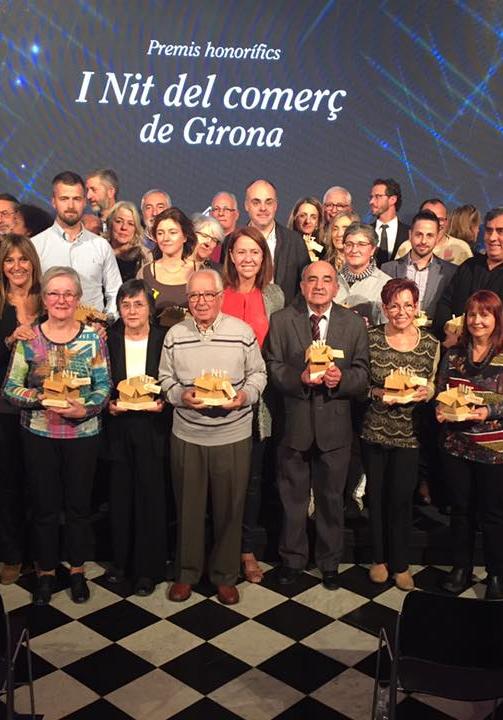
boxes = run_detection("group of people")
[0,170,502,609]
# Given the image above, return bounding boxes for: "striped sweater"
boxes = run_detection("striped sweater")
[159,312,267,446]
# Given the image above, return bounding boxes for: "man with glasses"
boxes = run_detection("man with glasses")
[210,191,240,236]
[335,222,392,326]
[0,193,20,235]
[32,171,122,317]
[322,186,352,225]
[395,198,473,266]
[369,177,409,266]
[159,269,266,606]
[435,207,503,343]
[241,178,309,304]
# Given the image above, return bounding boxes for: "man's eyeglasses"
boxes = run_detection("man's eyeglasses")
[0,209,17,219]
[324,202,349,211]
[187,291,222,303]
[211,206,237,214]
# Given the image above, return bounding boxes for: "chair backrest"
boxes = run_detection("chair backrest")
[399,591,503,670]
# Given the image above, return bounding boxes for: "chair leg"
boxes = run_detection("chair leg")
[25,631,36,719]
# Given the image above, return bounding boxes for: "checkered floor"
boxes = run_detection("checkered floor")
[1,562,502,720]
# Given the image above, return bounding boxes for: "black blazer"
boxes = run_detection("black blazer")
[220,222,310,306]
[264,299,369,452]
[106,322,169,458]
[373,220,410,267]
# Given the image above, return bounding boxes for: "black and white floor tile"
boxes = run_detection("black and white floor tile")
[1,561,501,720]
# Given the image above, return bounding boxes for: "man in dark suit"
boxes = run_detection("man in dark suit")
[231,178,310,305]
[382,210,457,323]
[369,177,409,266]
[265,261,369,589]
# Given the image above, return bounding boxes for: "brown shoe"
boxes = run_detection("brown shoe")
[369,563,388,584]
[1,562,22,585]
[217,584,239,605]
[169,582,192,602]
[394,570,415,591]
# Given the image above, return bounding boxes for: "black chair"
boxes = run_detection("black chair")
[372,591,503,719]
[0,595,36,719]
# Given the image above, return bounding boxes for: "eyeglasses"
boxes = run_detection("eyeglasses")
[196,231,220,244]
[120,301,148,312]
[343,241,372,249]
[386,303,416,314]
[187,291,222,303]
[45,291,78,301]
[0,209,17,219]
[369,193,388,200]
[324,202,349,211]
[211,206,237,214]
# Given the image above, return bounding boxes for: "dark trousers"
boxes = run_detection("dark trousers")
[241,438,267,554]
[0,413,25,562]
[362,441,418,574]
[277,442,350,572]
[22,431,99,571]
[170,434,251,586]
[442,452,503,575]
[109,417,167,580]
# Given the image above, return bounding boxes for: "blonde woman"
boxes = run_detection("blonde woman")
[325,210,360,271]
[107,201,152,281]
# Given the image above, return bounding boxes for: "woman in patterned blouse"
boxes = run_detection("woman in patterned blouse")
[361,278,439,591]
[4,266,110,606]
[436,290,503,599]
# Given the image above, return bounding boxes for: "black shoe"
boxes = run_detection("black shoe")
[441,567,472,594]
[104,566,125,584]
[134,577,155,596]
[278,566,302,585]
[70,573,90,603]
[322,570,340,591]
[32,575,55,606]
[485,575,503,600]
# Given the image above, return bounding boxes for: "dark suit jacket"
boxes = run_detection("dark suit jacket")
[106,322,169,459]
[381,253,457,321]
[220,222,309,306]
[373,219,410,267]
[264,299,369,452]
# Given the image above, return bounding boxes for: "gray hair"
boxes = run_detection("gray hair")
[187,268,224,293]
[41,266,83,298]
[322,185,352,205]
[211,190,238,208]
[192,213,225,243]
[140,188,172,211]
[343,222,378,246]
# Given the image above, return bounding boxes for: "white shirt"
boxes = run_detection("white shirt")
[125,337,148,378]
[308,302,333,343]
[265,224,278,269]
[376,216,398,256]
[32,222,122,317]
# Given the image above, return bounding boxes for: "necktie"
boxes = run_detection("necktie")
[379,224,389,258]
[310,314,325,341]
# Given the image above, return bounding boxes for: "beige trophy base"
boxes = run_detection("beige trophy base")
[383,388,418,404]
[42,397,85,408]
[116,400,159,411]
